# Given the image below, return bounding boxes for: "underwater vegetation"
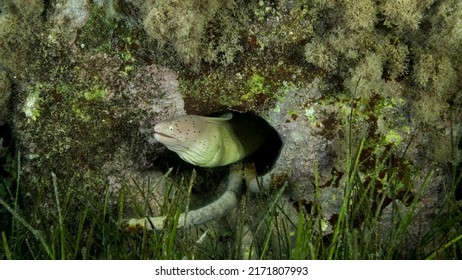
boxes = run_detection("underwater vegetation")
[0,0,460,259]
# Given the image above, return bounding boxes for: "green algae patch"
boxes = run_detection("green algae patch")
[74,6,114,53]
[74,4,142,75]
[83,88,107,102]
[384,130,404,146]
[241,73,268,102]
[23,85,44,122]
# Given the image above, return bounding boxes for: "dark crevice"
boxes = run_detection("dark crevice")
[41,0,52,21]
[0,124,16,233]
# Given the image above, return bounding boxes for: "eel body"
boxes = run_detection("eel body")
[154,111,281,172]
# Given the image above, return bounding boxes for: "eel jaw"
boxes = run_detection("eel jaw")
[154,131,175,143]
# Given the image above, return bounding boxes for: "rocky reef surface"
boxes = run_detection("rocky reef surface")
[0,0,460,258]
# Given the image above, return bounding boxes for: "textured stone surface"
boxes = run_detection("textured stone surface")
[0,71,11,125]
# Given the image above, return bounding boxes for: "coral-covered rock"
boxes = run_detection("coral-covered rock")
[48,0,91,46]
[0,3,42,78]
[2,0,460,258]
[0,71,11,125]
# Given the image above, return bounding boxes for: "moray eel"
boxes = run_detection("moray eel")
[154,111,282,174]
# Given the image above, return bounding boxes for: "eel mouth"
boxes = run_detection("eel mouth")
[154,131,173,138]
[154,132,175,142]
